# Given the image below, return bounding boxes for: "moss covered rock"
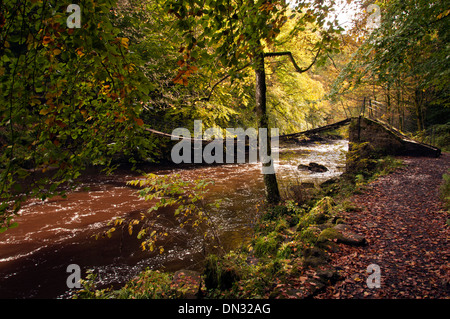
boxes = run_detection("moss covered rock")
[318,224,366,246]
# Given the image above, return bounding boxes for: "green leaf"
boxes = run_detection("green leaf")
[9,222,18,229]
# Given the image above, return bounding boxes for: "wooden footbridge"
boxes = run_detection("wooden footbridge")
[145,115,440,158]
[144,118,352,143]
[144,94,441,159]
[278,118,352,140]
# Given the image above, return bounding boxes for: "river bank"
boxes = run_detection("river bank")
[73,151,422,299]
[0,139,348,299]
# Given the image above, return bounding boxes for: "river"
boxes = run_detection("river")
[0,139,347,298]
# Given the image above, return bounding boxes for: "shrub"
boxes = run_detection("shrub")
[276,241,299,259]
[253,231,280,258]
[74,269,175,299]
[203,252,245,291]
[113,270,175,299]
[414,123,450,152]
[296,197,334,231]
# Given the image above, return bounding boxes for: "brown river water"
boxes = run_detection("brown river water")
[0,140,347,298]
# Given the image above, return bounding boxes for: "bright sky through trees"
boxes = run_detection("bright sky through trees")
[287,0,360,30]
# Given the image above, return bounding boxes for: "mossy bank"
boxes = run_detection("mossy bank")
[72,153,404,299]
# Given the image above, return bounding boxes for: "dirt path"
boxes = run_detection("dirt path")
[316,154,449,299]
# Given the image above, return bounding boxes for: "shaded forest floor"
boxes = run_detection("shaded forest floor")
[315,153,449,299]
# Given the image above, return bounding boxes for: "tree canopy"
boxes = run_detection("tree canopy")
[1,0,448,230]
[331,0,450,131]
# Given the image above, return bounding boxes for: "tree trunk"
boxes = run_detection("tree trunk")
[386,84,392,126]
[415,88,425,131]
[255,53,281,204]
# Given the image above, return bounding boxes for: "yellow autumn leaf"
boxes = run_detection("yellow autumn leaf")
[120,37,129,49]
[437,10,450,20]
[53,48,61,55]
[40,108,51,115]
[30,98,41,106]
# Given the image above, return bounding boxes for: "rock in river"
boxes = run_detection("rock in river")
[298,162,329,173]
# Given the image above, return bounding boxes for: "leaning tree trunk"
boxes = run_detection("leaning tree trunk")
[254,53,281,204]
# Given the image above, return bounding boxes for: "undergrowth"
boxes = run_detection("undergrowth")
[440,171,450,212]
[73,154,404,299]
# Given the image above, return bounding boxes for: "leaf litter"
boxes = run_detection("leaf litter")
[315,154,449,299]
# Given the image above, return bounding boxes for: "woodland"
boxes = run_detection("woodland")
[0,0,449,300]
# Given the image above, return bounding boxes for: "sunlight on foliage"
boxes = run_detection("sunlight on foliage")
[99,173,222,254]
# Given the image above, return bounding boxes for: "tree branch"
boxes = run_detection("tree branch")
[194,48,321,104]
[264,48,321,73]
[327,52,338,70]
[429,11,449,26]
[195,62,252,103]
